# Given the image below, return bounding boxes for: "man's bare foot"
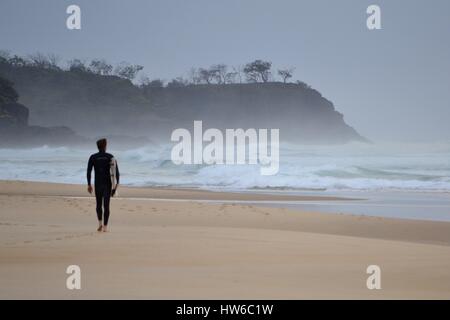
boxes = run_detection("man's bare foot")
[102,226,108,232]
[97,225,102,232]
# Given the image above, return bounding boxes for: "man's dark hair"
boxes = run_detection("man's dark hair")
[96,138,107,152]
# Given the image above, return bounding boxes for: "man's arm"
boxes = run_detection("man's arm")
[115,161,120,186]
[87,155,94,192]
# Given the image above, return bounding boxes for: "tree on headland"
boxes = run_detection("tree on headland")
[167,77,188,88]
[224,70,238,84]
[278,67,295,83]
[27,53,61,70]
[243,60,272,83]
[198,68,216,84]
[188,68,202,85]
[7,55,29,68]
[138,74,150,87]
[231,65,244,84]
[0,50,11,63]
[89,59,113,75]
[114,62,144,81]
[139,74,165,88]
[68,59,89,73]
[194,64,240,84]
[211,64,228,84]
[296,80,311,89]
[47,54,61,70]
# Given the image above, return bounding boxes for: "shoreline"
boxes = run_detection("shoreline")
[0,180,355,201]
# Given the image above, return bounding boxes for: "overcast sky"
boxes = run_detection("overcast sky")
[1,0,449,142]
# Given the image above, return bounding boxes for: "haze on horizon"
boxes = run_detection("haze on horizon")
[1,0,449,143]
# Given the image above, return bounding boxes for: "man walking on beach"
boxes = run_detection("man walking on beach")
[87,138,120,232]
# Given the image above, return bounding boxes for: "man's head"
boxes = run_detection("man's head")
[96,138,107,152]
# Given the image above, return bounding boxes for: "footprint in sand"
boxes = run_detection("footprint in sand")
[249,207,270,216]
[9,231,97,246]
[0,222,40,227]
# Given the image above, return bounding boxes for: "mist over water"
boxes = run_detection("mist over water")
[1,142,449,192]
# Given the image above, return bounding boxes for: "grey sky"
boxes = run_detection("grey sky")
[1,0,449,142]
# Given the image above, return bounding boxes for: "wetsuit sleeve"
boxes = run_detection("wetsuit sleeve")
[116,161,120,185]
[87,155,94,186]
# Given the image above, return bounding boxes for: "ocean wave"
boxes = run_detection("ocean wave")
[1,142,450,192]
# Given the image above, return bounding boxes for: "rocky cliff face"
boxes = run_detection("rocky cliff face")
[144,83,366,143]
[0,76,84,147]
[1,62,367,145]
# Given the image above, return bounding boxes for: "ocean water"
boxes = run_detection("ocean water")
[0,141,450,192]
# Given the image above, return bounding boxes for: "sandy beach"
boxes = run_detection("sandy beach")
[1,180,450,299]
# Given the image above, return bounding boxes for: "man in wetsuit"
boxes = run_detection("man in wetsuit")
[87,138,120,232]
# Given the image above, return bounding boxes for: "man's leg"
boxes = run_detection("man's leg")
[95,186,104,231]
[102,187,112,231]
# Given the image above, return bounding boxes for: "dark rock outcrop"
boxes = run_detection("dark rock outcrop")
[0,102,29,126]
[0,76,85,147]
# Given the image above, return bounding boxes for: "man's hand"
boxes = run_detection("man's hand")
[87,185,93,194]
[111,188,116,197]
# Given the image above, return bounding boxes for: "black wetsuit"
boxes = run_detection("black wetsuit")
[87,152,120,226]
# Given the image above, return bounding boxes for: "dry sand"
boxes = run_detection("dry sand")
[1,180,450,299]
